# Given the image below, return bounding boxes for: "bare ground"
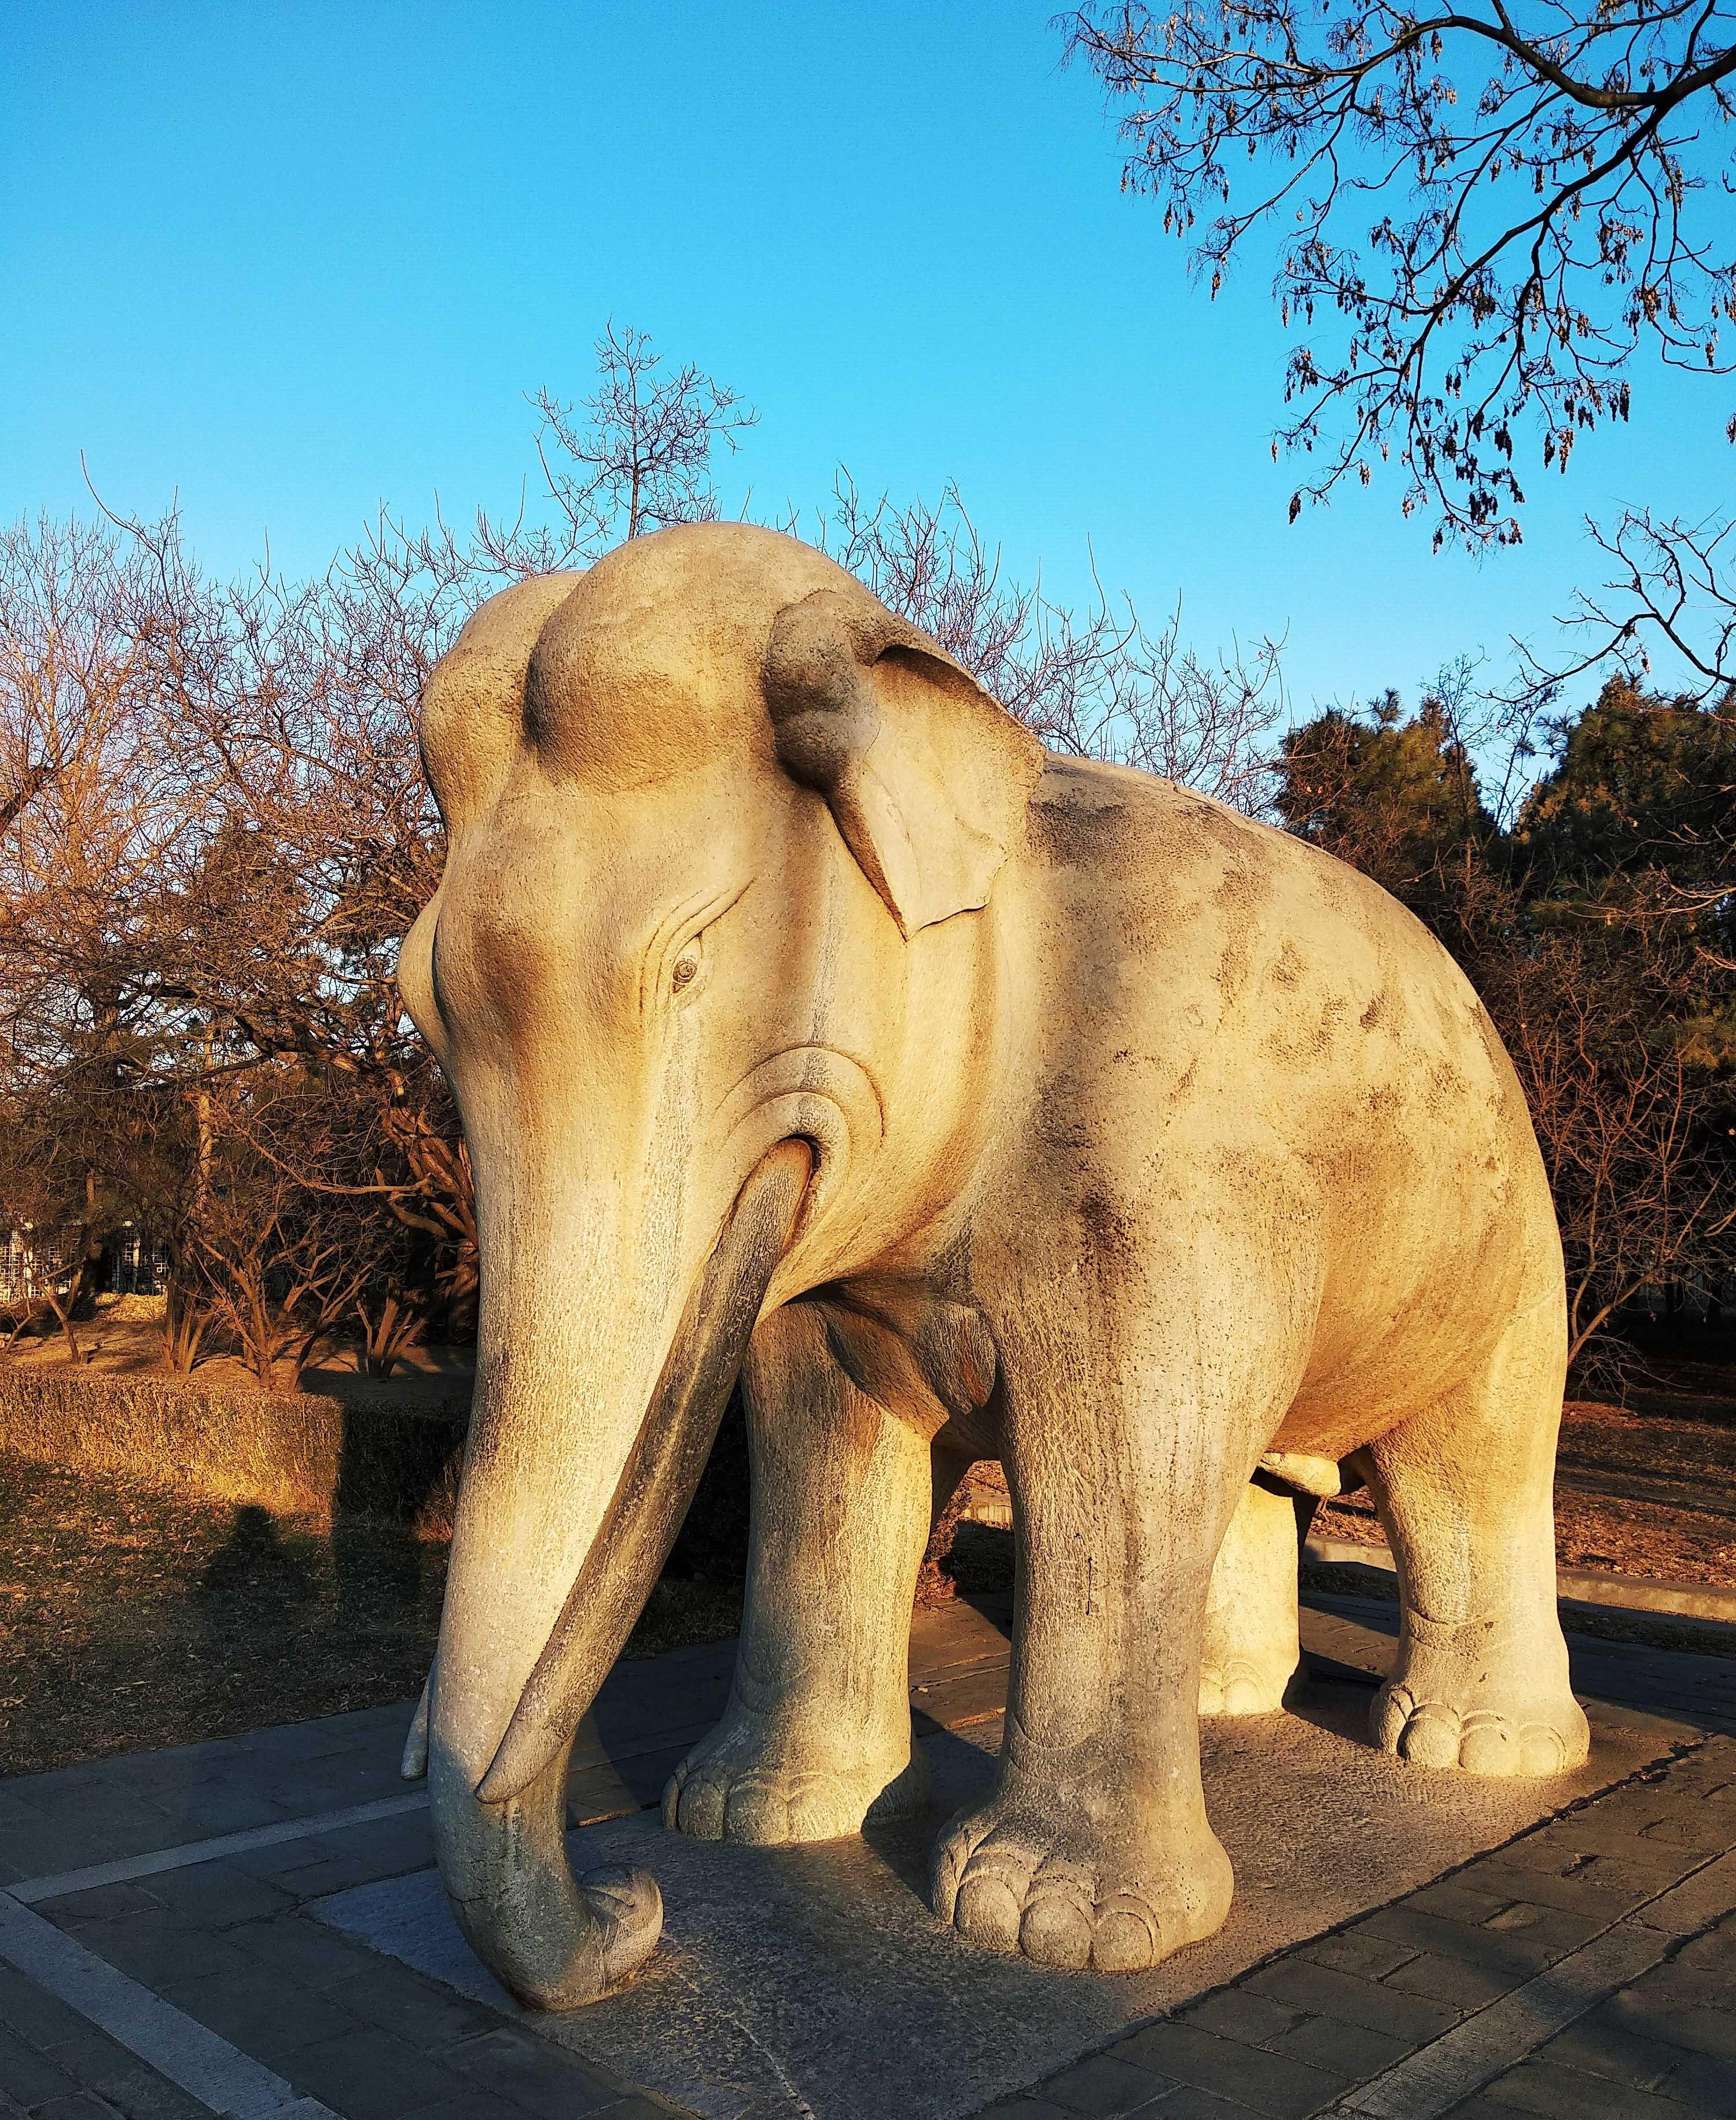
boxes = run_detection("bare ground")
[1313,1399,1736,1589]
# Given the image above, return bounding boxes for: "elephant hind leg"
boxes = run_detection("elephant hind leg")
[1200,1480,1310,1717]
[1364,1301,1587,1778]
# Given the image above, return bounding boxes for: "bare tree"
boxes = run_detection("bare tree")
[531,322,757,548]
[1514,505,1736,708]
[1065,1,1736,550]
[807,476,1285,809]
[0,330,1289,1405]
[1493,920,1736,1367]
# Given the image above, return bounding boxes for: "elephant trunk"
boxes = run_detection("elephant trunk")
[428,1139,812,2009]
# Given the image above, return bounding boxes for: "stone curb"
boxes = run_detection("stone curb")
[1306,1534,1736,1628]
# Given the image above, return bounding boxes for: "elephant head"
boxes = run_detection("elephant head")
[398,524,1043,2007]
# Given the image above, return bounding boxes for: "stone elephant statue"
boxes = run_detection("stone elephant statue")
[396,522,1586,2010]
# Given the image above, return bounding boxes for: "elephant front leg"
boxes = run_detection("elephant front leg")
[932,1356,1243,1972]
[664,1304,935,1845]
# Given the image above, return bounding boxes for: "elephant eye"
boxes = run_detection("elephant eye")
[670,948,701,995]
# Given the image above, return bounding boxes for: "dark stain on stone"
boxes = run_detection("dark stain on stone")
[1028,794,1136,869]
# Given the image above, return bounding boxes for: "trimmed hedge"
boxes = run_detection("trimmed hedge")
[0,1367,468,1530]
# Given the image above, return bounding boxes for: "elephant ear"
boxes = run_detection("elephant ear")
[763,587,1046,938]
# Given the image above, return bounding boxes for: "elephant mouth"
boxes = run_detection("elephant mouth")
[474,1135,814,1806]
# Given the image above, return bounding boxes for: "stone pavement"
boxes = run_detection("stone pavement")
[0,1591,1728,2120]
[996,1732,1736,2120]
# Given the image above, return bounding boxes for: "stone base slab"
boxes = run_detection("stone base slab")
[318,1654,1682,2120]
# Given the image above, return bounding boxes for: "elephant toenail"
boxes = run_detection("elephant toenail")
[1093,1893,1162,1972]
[1458,1717,1521,1776]
[955,1874,1023,1952]
[724,1779,788,1843]
[930,1840,968,1915]
[680,1776,727,1839]
[1020,1893,1092,1968]
[1520,1725,1568,1775]
[1372,1685,1417,1753]
[1398,1704,1463,1770]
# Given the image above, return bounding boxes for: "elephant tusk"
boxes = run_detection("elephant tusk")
[475,1138,813,1807]
[402,1660,434,1782]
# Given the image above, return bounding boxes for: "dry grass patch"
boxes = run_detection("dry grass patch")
[0,1449,740,1777]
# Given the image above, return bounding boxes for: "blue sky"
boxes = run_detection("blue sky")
[5,0,1730,720]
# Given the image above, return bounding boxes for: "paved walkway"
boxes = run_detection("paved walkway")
[0,1593,1730,2120]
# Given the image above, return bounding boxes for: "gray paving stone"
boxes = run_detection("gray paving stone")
[1552,1818,1704,1871]
[28,1886,159,1925]
[1674,1917,1736,1971]
[1658,2050,1736,2112]
[1635,1813,1735,1853]
[1295,1932,1419,1981]
[273,2023,470,2120]
[231,1812,435,1897]
[419,2092,557,2120]
[1246,1956,1459,2043]
[244,1842,434,1900]
[1484,1830,1591,1877]
[224,1911,384,1989]
[1180,1991,1302,2047]
[0,1828,61,1886]
[1619,1957,1731,2011]
[1380,1948,1528,2011]
[1632,1853,1736,1937]
[337,1960,498,2051]
[1040,2052,1171,2116]
[1460,1862,1642,1924]
[446,2027,634,2116]
[1262,2014,1410,2082]
[159,1967,357,2062]
[12,1789,173,1837]
[1604,1992,1736,2060]
[1406,1880,1518,1926]
[54,2054,208,2120]
[139,1863,296,1928]
[0,1965,90,2049]
[35,2020,147,2084]
[1539,2011,1683,2092]
[1478,1901,1609,1955]
[54,1912,253,1987]
[1478,2054,1711,2117]
[30,2095,120,2120]
[1112,2021,1345,2120]
[1137,2089,1267,2118]
[974,2103,1076,2120]
[1356,1905,1564,1977]
[0,2021,79,2105]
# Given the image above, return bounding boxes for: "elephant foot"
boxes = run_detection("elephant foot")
[930,1800,1233,1972]
[1197,1652,1299,1717]
[663,1724,929,1845]
[1373,1632,1589,1777]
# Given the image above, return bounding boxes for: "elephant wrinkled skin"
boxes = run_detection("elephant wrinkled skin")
[398,522,1586,2005]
